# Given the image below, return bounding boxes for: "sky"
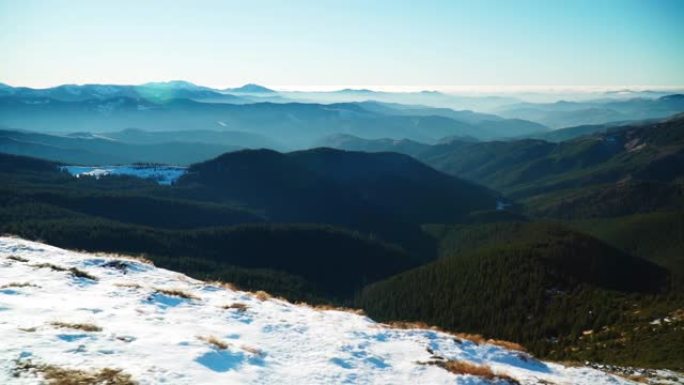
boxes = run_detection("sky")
[1,0,683,90]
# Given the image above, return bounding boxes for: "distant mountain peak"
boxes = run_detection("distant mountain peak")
[660,93,684,101]
[225,83,275,94]
[140,80,208,91]
[336,88,376,94]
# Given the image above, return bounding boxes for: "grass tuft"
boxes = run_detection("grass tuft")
[51,322,102,332]
[32,262,67,272]
[154,288,199,300]
[454,332,487,345]
[487,338,527,352]
[241,344,265,357]
[31,263,98,281]
[7,255,29,262]
[386,320,431,330]
[13,360,136,385]
[93,252,153,265]
[421,360,520,384]
[114,282,142,289]
[69,267,97,281]
[222,302,249,312]
[198,335,230,350]
[308,303,366,315]
[1,282,39,289]
[254,290,271,301]
[207,280,239,291]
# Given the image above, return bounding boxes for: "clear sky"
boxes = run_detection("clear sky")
[1,0,683,89]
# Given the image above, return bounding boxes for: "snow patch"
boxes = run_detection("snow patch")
[61,165,186,185]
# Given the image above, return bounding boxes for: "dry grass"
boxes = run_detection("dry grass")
[308,303,366,315]
[51,322,102,332]
[422,360,520,384]
[68,267,98,281]
[154,288,199,300]
[454,332,487,345]
[624,374,649,383]
[293,300,365,315]
[19,327,37,332]
[93,252,153,265]
[198,335,230,350]
[31,263,97,281]
[254,290,271,301]
[1,282,39,289]
[441,360,497,379]
[486,338,527,352]
[13,360,137,385]
[32,262,67,272]
[381,321,526,353]
[7,255,29,262]
[241,344,265,357]
[206,280,239,291]
[383,322,488,346]
[222,302,249,312]
[385,320,432,330]
[114,282,142,289]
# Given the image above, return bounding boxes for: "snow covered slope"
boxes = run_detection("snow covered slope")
[61,165,186,185]
[0,236,676,384]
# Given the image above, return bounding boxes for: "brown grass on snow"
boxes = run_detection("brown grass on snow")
[13,360,136,385]
[383,322,526,353]
[198,335,230,350]
[206,280,239,291]
[114,282,142,289]
[222,302,249,312]
[68,267,97,281]
[92,251,153,265]
[6,255,29,262]
[31,262,67,272]
[254,290,271,301]
[385,320,432,330]
[31,263,97,281]
[487,338,526,352]
[454,332,487,345]
[307,303,366,315]
[383,322,489,345]
[154,288,199,300]
[51,322,102,332]
[241,344,265,357]
[423,360,520,384]
[1,282,39,289]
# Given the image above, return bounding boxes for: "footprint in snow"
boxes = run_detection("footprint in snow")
[195,350,247,372]
[145,293,189,308]
[57,334,90,342]
[340,344,391,370]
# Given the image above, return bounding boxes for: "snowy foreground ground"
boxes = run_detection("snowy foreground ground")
[0,236,680,385]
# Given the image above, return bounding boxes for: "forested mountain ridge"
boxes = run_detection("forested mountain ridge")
[0,94,547,148]
[0,149,498,300]
[325,115,684,218]
[357,222,683,370]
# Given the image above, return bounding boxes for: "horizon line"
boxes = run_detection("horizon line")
[2,80,684,94]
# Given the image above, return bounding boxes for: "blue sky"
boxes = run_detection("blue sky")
[1,0,683,89]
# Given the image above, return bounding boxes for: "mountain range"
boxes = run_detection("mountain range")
[2,81,684,374]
